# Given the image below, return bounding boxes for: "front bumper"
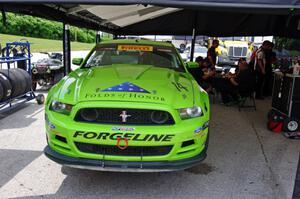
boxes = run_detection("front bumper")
[44,145,207,172]
[45,100,210,170]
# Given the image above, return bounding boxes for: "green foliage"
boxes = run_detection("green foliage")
[274,37,300,51]
[0,12,108,43]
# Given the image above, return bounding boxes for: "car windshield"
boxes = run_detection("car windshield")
[84,43,184,71]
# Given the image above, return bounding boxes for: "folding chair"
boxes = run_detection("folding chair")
[238,90,256,111]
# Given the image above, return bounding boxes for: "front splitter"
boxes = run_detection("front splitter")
[44,146,207,172]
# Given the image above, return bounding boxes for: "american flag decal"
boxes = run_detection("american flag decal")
[101,82,150,93]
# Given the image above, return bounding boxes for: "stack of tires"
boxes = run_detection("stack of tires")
[0,68,32,102]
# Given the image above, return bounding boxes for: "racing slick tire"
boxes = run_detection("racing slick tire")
[0,72,12,100]
[0,69,23,97]
[10,68,27,95]
[0,82,3,101]
[13,68,32,92]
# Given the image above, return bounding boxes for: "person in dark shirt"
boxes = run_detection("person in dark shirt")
[188,56,212,91]
[207,39,219,68]
[263,42,276,97]
[218,58,255,104]
[195,56,204,66]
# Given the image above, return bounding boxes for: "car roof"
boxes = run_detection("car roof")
[99,39,173,47]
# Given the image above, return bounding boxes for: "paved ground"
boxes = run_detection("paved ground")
[0,98,299,199]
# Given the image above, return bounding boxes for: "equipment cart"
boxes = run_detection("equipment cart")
[269,72,300,137]
[0,42,44,115]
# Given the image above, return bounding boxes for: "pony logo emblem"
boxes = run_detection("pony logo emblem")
[120,111,131,123]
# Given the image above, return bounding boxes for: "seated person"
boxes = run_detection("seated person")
[217,58,255,104]
[188,56,212,92]
[195,56,204,67]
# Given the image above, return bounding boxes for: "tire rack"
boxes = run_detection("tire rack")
[0,42,35,114]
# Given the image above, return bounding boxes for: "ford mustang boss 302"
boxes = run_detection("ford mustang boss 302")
[44,39,210,172]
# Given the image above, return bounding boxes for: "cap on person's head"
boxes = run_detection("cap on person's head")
[195,56,203,63]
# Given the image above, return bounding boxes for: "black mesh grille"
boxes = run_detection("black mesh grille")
[74,108,175,125]
[75,142,173,156]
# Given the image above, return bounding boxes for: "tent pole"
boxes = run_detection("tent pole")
[63,23,71,75]
[190,28,196,62]
[96,31,101,44]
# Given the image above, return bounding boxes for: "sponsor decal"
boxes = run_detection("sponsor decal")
[73,131,175,142]
[194,127,202,134]
[85,92,165,102]
[101,82,150,94]
[194,121,209,134]
[117,45,153,52]
[172,82,188,92]
[112,127,135,131]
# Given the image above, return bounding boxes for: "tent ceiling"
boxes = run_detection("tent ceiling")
[1,1,300,38]
[79,5,181,27]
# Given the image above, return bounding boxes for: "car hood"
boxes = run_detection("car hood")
[53,65,196,108]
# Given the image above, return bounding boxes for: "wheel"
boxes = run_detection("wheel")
[0,82,3,101]
[0,69,22,97]
[0,72,12,100]
[36,94,45,105]
[14,68,32,92]
[283,118,299,132]
[11,69,27,95]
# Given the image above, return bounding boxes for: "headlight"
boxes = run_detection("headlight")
[50,100,73,115]
[179,106,203,119]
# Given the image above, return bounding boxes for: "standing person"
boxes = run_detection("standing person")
[263,42,276,97]
[207,39,219,68]
[254,40,269,99]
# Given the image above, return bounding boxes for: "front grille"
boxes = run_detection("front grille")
[74,108,175,125]
[75,142,173,156]
[228,47,247,57]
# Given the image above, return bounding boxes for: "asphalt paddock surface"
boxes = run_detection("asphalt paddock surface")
[0,99,299,199]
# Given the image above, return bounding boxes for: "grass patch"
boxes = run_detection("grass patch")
[0,33,95,52]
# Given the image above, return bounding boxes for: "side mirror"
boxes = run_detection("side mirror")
[72,58,83,66]
[185,61,199,69]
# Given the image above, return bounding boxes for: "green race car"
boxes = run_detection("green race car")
[44,39,210,172]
